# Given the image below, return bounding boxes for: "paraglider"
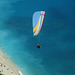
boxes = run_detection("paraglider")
[32,11,45,48]
[37,43,41,48]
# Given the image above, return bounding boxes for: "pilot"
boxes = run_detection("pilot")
[37,43,41,48]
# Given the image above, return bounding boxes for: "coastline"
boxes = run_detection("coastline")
[0,50,24,75]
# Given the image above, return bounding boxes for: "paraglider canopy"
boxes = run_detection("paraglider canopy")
[32,11,45,36]
[32,11,45,48]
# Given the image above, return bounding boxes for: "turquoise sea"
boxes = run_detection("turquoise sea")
[0,0,75,75]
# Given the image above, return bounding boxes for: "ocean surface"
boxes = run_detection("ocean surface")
[0,0,75,75]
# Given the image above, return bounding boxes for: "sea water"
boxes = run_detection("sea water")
[0,0,75,75]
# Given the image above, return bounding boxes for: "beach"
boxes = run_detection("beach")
[0,50,23,75]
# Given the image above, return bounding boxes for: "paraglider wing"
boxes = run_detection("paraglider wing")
[33,11,45,36]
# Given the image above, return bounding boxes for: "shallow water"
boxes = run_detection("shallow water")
[0,0,75,75]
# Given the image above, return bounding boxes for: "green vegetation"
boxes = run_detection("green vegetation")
[0,74,4,75]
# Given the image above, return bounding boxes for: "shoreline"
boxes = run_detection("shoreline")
[0,50,24,75]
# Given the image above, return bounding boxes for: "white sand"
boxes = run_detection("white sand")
[0,50,23,75]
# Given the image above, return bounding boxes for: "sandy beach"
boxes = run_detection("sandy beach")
[0,50,23,75]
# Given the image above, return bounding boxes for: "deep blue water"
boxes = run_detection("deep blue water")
[0,0,75,75]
